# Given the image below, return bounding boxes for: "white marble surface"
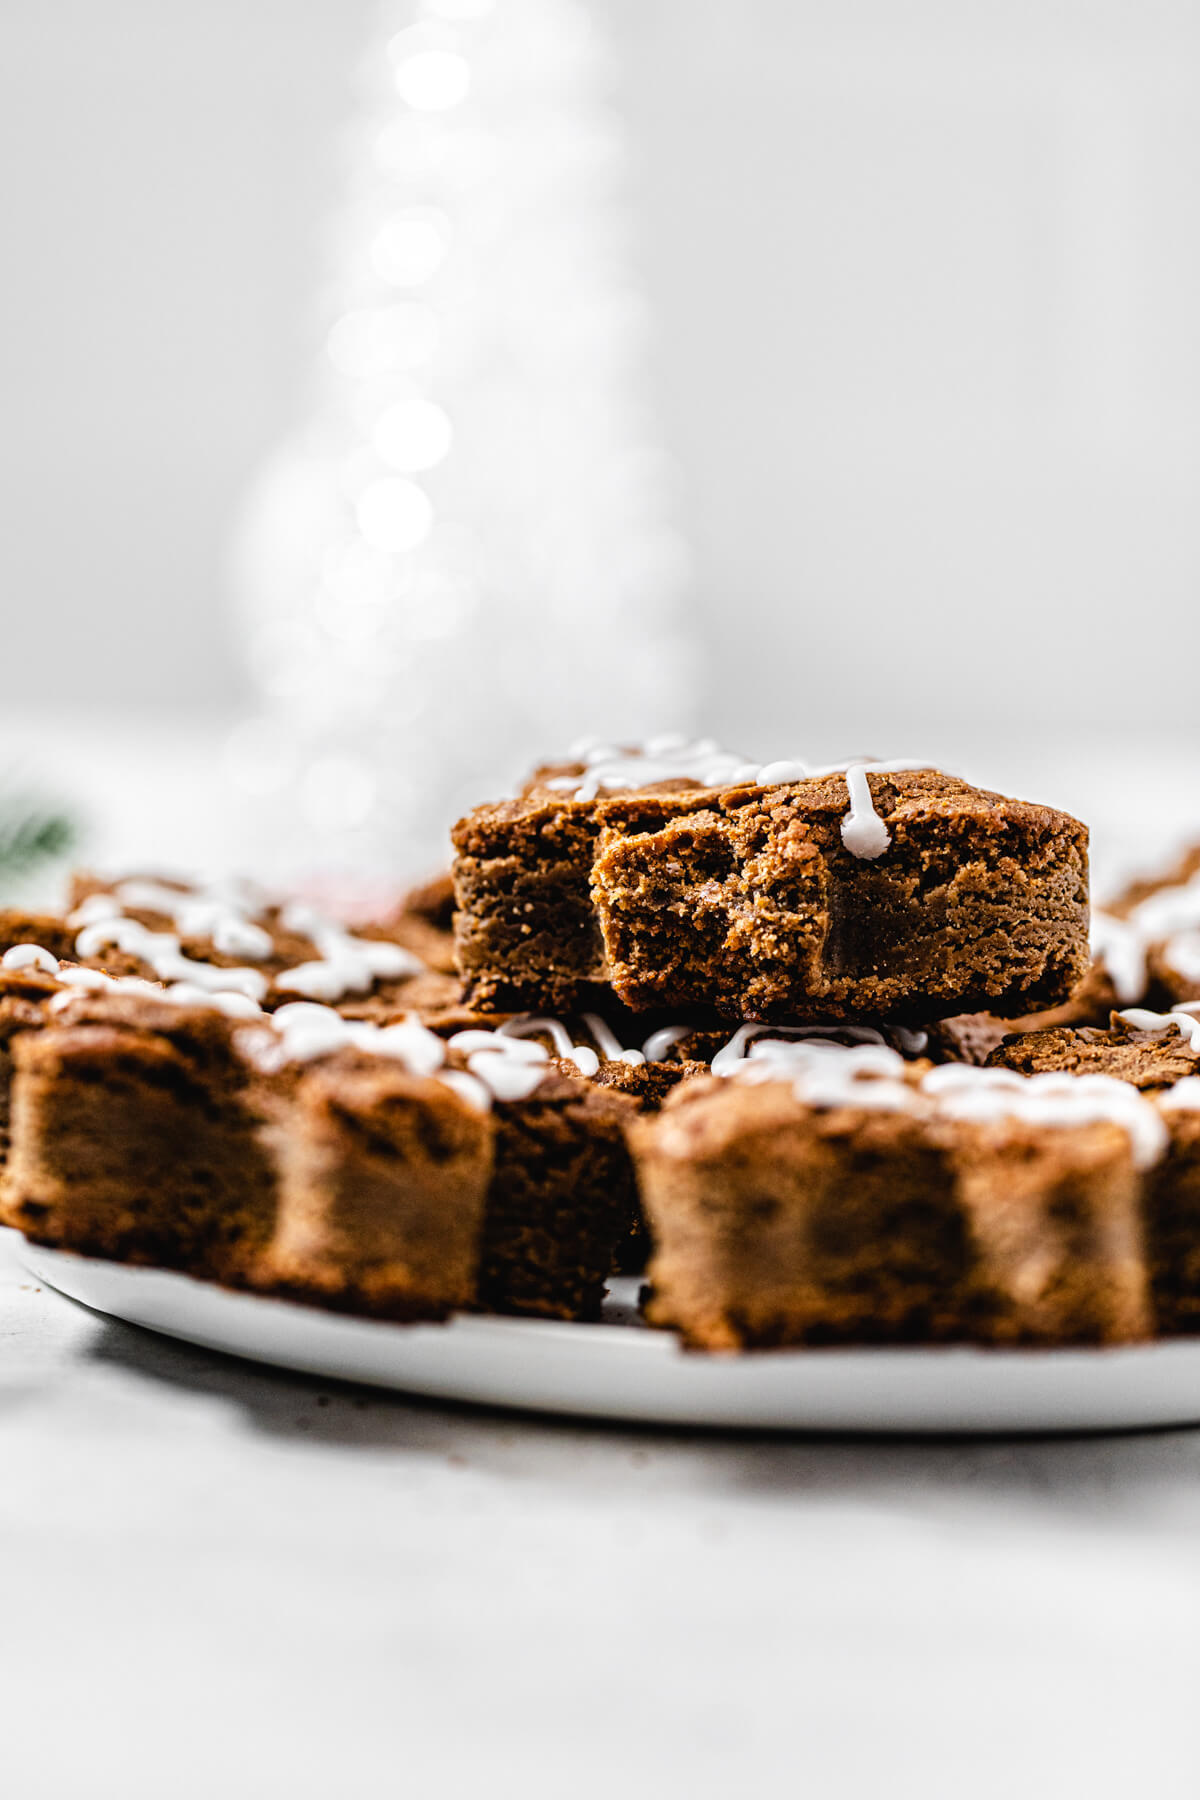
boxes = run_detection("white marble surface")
[3,716,1200,1798]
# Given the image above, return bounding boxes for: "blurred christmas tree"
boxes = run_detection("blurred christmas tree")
[231,0,695,885]
[0,785,74,900]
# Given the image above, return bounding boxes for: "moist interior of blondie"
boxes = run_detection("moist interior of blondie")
[592,778,1087,1021]
[453,767,1088,1022]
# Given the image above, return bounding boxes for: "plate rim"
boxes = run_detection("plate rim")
[15,1231,1200,1436]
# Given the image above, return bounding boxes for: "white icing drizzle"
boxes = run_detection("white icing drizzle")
[67,893,123,928]
[1115,1006,1200,1054]
[1086,873,1200,1004]
[1164,931,1200,984]
[238,1003,494,1110]
[434,1069,494,1112]
[539,737,932,861]
[710,1023,770,1075]
[920,1063,1022,1095]
[842,768,890,852]
[264,1003,447,1071]
[495,1015,601,1078]
[579,1012,645,1068]
[544,736,761,801]
[114,879,275,960]
[52,967,160,1002]
[74,916,269,1003]
[492,1013,922,1074]
[1127,871,1200,943]
[714,1036,1167,1167]
[69,879,275,961]
[1,944,60,975]
[274,900,423,1001]
[1088,912,1146,1005]
[641,1024,696,1063]
[447,1028,553,1103]
[835,760,925,859]
[159,983,264,1019]
[241,1009,570,1111]
[710,1020,892,1077]
[727,1039,917,1111]
[1160,1077,1200,1114]
[47,965,264,1019]
[69,881,423,1008]
[920,1064,1168,1170]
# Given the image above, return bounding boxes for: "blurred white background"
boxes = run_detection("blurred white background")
[0,0,1196,875]
[4,19,1200,1794]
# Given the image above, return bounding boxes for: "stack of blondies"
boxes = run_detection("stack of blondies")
[2,739,1200,1351]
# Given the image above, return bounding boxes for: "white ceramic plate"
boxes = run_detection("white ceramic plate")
[18,1235,1200,1433]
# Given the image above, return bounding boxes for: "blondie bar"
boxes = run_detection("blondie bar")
[986,1007,1200,1333]
[633,1040,1159,1349]
[453,742,1089,1023]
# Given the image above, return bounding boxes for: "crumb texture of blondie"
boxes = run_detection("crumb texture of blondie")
[453,767,1089,1024]
[986,1020,1200,1090]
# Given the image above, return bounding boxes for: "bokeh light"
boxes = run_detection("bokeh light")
[373,397,453,471]
[355,476,435,551]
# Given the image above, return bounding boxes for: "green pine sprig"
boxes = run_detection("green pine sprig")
[0,793,75,889]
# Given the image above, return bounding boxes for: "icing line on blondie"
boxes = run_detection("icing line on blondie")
[236,1004,560,1110]
[488,1014,928,1075]
[1088,912,1147,1005]
[274,900,423,1001]
[69,879,274,960]
[542,737,932,859]
[1,943,60,976]
[920,1064,1168,1168]
[3,945,264,1019]
[640,1024,695,1063]
[1090,874,1200,1005]
[68,882,423,1006]
[52,963,263,1019]
[497,1012,655,1071]
[495,1015,601,1077]
[708,1020,924,1075]
[74,915,271,1003]
[1116,1006,1200,1053]
[579,1012,647,1068]
[1161,1077,1200,1112]
[715,1037,1167,1167]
